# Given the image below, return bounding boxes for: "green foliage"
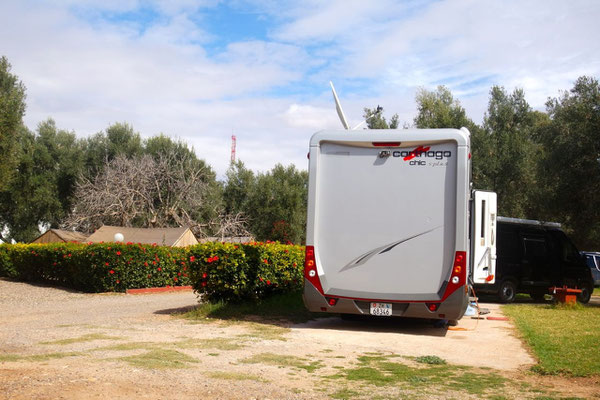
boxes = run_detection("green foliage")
[223,160,255,215]
[413,86,478,131]
[0,242,191,292]
[0,120,85,242]
[503,302,600,376]
[363,106,399,129]
[540,76,600,249]
[245,164,308,244]
[479,86,541,218]
[0,56,26,192]
[187,241,304,302]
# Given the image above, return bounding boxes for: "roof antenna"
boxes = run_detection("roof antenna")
[329,81,369,130]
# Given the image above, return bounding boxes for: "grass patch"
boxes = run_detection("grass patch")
[180,291,329,323]
[415,355,447,365]
[0,352,81,362]
[503,303,600,376]
[94,341,164,352]
[593,287,600,296]
[329,354,508,396]
[117,349,198,369]
[206,371,267,382]
[331,388,360,399]
[178,337,245,350]
[238,322,291,341]
[241,352,323,373]
[41,333,122,345]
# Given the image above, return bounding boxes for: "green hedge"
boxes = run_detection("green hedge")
[187,241,304,302]
[0,241,305,301]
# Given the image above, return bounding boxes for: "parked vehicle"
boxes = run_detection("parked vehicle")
[474,217,594,303]
[582,251,600,287]
[303,128,475,321]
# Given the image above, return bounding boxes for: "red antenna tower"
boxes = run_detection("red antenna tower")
[230,135,237,164]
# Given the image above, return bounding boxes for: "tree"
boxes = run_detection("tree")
[82,122,143,178]
[0,120,84,242]
[246,164,308,244]
[0,56,26,192]
[223,160,256,215]
[480,86,540,218]
[541,76,600,249]
[363,107,399,129]
[414,86,478,131]
[64,149,226,238]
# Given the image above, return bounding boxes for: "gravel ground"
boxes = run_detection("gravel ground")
[0,278,596,399]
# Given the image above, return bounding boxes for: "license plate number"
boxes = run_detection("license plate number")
[370,302,392,316]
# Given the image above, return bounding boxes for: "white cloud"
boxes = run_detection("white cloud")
[1,0,599,178]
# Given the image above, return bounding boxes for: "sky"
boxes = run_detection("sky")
[1,0,599,178]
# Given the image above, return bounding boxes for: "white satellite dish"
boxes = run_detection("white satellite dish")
[329,81,369,130]
[330,81,350,130]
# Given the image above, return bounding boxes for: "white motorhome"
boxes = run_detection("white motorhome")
[303,128,497,321]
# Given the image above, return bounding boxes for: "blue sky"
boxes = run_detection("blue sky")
[1,0,599,177]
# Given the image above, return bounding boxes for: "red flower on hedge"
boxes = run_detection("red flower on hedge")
[266,280,271,285]
[105,262,109,266]
[201,282,207,287]
[263,259,269,264]
[177,272,181,276]
[153,260,157,265]
[109,270,115,274]
[116,251,121,256]
[116,280,120,284]
[202,273,207,279]
[147,274,151,278]
[190,256,195,262]
[157,267,162,271]
[173,277,178,282]
[144,262,149,267]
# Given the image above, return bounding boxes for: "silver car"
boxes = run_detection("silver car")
[583,252,600,287]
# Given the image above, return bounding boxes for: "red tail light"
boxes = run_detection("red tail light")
[304,246,324,294]
[440,251,467,301]
[326,297,338,306]
[426,303,439,312]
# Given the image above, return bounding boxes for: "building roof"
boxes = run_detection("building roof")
[86,225,197,247]
[31,229,88,243]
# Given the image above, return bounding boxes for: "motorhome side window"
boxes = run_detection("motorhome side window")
[522,235,547,259]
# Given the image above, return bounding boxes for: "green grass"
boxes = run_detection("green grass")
[178,337,245,350]
[328,354,508,396]
[593,287,600,296]
[206,371,267,382]
[0,351,82,362]
[117,349,198,369]
[41,333,122,345]
[503,303,600,376]
[180,291,329,323]
[241,352,323,373]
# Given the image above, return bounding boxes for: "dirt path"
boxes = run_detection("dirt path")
[0,279,597,399]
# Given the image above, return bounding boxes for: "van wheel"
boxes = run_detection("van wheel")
[498,280,517,303]
[578,282,593,304]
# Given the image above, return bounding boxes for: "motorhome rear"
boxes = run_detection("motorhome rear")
[303,129,471,321]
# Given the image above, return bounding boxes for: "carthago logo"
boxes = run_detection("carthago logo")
[392,145,452,165]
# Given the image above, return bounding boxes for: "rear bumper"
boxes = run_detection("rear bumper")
[303,279,469,320]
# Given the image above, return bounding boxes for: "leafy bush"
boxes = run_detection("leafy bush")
[0,242,191,292]
[0,241,305,300]
[187,241,304,302]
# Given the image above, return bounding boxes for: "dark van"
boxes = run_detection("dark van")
[474,217,594,303]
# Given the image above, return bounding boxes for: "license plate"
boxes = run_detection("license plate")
[370,302,392,316]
